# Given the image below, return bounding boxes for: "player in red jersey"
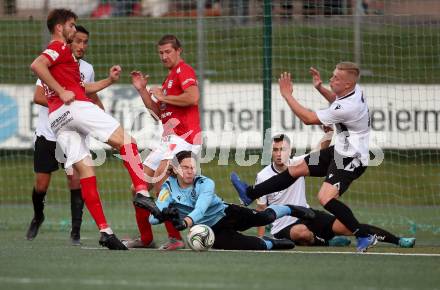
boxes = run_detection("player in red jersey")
[30,8,158,250]
[129,35,202,250]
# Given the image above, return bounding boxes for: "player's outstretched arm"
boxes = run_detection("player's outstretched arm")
[130,71,160,119]
[30,56,75,104]
[85,65,121,94]
[279,72,322,125]
[309,67,336,103]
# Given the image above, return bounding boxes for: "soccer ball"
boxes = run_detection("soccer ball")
[186,224,215,251]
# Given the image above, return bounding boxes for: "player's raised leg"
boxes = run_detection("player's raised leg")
[106,126,161,217]
[230,160,309,206]
[318,182,376,252]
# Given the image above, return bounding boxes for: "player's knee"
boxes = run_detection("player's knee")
[291,225,313,243]
[34,180,50,192]
[318,190,336,205]
[67,175,81,189]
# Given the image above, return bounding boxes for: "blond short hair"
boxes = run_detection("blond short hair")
[336,62,360,81]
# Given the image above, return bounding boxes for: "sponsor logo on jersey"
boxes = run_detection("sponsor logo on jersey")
[177,67,181,74]
[167,80,173,89]
[335,104,342,110]
[43,49,59,61]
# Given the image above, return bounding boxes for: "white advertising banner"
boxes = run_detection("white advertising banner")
[0,83,439,150]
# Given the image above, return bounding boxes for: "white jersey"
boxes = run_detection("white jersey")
[256,156,309,236]
[316,84,370,165]
[35,59,95,141]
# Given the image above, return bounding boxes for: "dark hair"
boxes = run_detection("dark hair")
[157,34,182,50]
[47,8,77,33]
[75,25,89,36]
[272,134,291,145]
[175,151,194,164]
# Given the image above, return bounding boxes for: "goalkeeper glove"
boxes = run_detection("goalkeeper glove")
[161,204,180,221]
[172,217,188,231]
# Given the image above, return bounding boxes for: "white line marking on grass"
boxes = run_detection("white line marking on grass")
[208,249,440,257]
[80,247,440,257]
[0,277,248,289]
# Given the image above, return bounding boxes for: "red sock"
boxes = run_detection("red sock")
[80,176,108,230]
[120,143,148,192]
[131,191,153,244]
[165,221,182,240]
[134,206,154,244]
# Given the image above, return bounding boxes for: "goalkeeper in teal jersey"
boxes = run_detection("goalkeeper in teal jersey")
[146,151,315,250]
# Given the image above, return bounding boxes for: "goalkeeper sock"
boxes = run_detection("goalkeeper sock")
[120,143,148,193]
[324,198,368,237]
[80,176,108,231]
[248,170,297,200]
[267,204,291,219]
[32,188,46,219]
[362,224,399,245]
[261,238,273,250]
[70,189,84,231]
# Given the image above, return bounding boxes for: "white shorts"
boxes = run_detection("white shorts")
[143,134,202,171]
[49,101,120,169]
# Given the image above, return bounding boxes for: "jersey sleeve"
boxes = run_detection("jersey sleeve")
[178,64,197,90]
[315,101,349,126]
[255,173,267,205]
[41,41,70,66]
[288,154,307,166]
[187,178,215,224]
[89,66,95,83]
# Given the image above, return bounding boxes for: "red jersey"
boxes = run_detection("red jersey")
[159,60,201,144]
[41,40,91,113]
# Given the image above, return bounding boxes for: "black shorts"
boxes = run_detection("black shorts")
[212,204,263,233]
[304,145,367,195]
[34,135,60,173]
[211,204,270,250]
[274,209,336,242]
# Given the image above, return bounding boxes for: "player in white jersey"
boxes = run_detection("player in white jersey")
[231,62,378,252]
[255,133,415,248]
[26,26,104,245]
